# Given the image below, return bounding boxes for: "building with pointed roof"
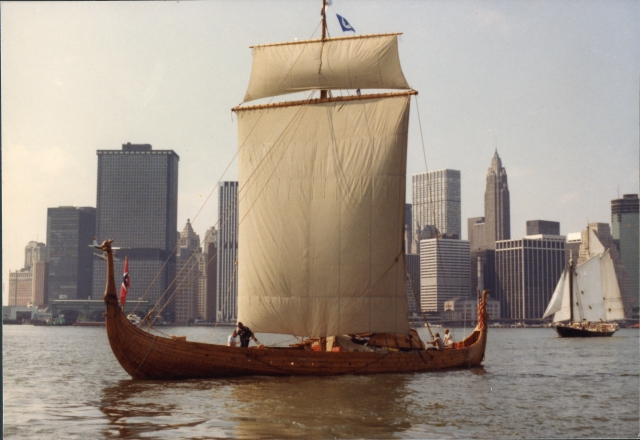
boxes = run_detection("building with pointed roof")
[484,150,510,249]
[174,220,203,324]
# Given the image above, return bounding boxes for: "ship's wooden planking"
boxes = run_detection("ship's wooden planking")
[102,240,488,380]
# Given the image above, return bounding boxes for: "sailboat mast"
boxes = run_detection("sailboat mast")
[320,0,328,99]
[569,254,574,322]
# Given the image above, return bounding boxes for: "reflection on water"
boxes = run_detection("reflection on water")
[99,374,416,439]
[100,379,230,439]
[230,375,413,439]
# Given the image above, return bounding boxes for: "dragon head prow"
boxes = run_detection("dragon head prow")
[99,239,115,251]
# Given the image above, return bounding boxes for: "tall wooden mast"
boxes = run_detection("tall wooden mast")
[320,0,328,100]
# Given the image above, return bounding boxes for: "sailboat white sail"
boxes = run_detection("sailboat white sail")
[544,225,625,337]
[542,269,568,321]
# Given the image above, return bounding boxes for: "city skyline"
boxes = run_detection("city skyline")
[2,1,638,304]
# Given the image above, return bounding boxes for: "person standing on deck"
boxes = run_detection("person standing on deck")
[443,329,454,347]
[228,331,238,347]
[237,322,256,348]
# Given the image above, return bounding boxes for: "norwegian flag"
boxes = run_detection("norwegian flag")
[120,257,130,308]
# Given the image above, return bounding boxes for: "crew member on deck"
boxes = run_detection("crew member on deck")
[443,329,454,347]
[228,331,238,347]
[237,322,256,348]
[428,332,444,350]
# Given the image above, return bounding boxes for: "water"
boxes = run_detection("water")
[3,325,639,438]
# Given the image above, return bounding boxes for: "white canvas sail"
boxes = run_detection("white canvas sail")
[543,269,566,320]
[553,269,573,323]
[573,255,606,322]
[243,34,410,102]
[600,250,625,320]
[235,94,412,337]
[587,227,605,257]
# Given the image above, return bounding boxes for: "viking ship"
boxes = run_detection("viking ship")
[543,226,625,337]
[102,3,489,379]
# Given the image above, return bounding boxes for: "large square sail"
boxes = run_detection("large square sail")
[243,34,410,102]
[234,94,412,337]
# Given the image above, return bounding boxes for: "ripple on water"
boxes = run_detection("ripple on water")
[3,326,639,438]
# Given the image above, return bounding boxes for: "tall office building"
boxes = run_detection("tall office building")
[216,182,239,323]
[565,232,582,264]
[47,206,96,301]
[467,216,485,251]
[526,220,560,236]
[405,253,420,316]
[8,269,33,307]
[174,220,202,324]
[24,241,47,270]
[495,234,565,320]
[8,242,49,307]
[93,143,179,320]
[470,249,495,298]
[405,204,413,253]
[611,194,639,313]
[484,151,510,249]
[412,169,461,246]
[200,226,218,321]
[419,237,470,312]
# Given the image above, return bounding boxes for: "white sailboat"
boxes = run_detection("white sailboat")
[543,226,625,337]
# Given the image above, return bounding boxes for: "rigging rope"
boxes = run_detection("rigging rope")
[137,20,326,331]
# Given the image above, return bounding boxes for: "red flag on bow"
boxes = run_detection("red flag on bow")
[120,257,130,308]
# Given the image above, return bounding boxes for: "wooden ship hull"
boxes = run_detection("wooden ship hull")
[106,301,487,380]
[555,323,617,338]
[102,242,488,380]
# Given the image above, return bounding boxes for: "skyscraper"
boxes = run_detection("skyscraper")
[8,269,32,307]
[611,194,639,313]
[495,234,565,320]
[174,220,202,324]
[470,249,495,298]
[412,169,461,244]
[484,151,510,249]
[405,253,420,316]
[467,216,485,251]
[419,237,470,312]
[216,181,238,323]
[8,241,49,307]
[526,220,560,236]
[93,143,179,319]
[47,206,96,301]
[24,241,47,270]
[404,203,413,253]
[31,261,49,308]
[200,226,218,321]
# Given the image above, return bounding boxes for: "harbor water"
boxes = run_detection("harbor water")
[3,325,638,438]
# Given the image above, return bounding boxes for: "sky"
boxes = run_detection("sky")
[2,0,638,304]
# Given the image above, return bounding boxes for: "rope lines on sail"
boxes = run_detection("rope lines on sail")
[138,39,320,323]
[135,19,325,328]
[131,153,239,317]
[149,91,316,328]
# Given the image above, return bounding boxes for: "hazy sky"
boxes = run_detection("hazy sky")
[2,0,638,304]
